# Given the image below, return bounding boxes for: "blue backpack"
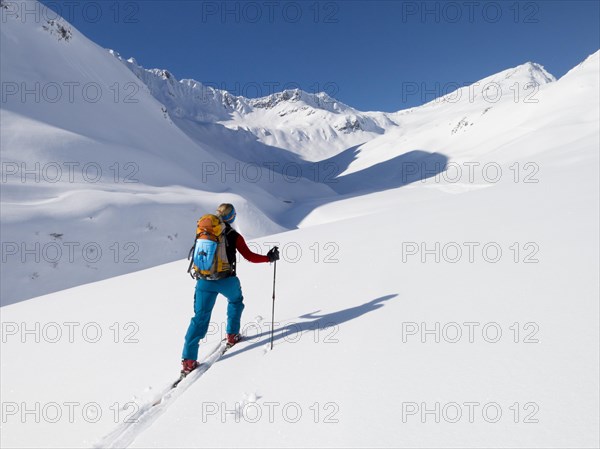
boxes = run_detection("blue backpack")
[187,214,232,280]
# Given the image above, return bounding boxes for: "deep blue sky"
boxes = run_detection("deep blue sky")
[41,0,600,111]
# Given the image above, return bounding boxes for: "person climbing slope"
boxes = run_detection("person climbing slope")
[180,203,279,375]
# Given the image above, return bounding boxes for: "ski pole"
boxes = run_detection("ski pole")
[270,259,277,350]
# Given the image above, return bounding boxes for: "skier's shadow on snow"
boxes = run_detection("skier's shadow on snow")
[221,294,397,360]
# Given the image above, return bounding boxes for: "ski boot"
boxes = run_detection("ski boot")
[226,333,242,347]
[181,359,200,376]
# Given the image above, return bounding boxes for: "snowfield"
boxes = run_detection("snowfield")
[1,1,598,448]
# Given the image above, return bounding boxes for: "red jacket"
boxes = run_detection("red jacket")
[234,233,269,263]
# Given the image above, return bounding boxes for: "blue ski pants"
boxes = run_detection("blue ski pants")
[181,276,245,361]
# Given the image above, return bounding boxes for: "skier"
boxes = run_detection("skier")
[180,203,279,375]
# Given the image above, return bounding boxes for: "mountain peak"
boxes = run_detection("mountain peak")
[249,88,303,109]
[511,61,557,84]
[478,61,557,88]
[248,88,353,114]
[419,60,557,108]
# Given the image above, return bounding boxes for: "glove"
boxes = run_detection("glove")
[267,246,280,262]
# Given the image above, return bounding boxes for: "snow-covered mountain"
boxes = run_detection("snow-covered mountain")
[113,52,558,166]
[0,0,597,301]
[0,0,331,304]
[113,53,398,162]
[1,3,599,447]
[1,0,597,307]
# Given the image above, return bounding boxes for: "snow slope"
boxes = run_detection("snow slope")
[1,128,598,447]
[1,2,599,447]
[295,52,599,225]
[0,0,332,305]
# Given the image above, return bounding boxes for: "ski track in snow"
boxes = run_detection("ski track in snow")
[93,340,228,449]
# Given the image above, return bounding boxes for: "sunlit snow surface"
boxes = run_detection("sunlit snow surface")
[1,1,598,448]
